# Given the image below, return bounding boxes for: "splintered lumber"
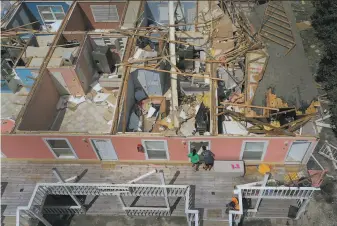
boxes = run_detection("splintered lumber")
[121,55,169,65]
[288,117,313,132]
[219,102,279,111]
[0,44,24,49]
[116,30,201,47]
[270,108,296,116]
[125,64,227,81]
[222,110,295,136]
[184,58,224,63]
[279,114,315,129]
[3,21,39,32]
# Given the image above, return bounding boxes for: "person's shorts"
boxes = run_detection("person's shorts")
[205,162,214,166]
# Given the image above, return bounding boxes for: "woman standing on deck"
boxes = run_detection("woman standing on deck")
[188,149,200,171]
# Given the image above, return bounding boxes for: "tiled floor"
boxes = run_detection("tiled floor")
[1,88,28,120]
[56,99,113,133]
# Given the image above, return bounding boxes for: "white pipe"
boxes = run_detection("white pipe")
[169,1,179,128]
[127,169,157,184]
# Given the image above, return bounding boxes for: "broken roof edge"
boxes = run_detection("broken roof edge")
[9,126,318,138]
[11,1,77,134]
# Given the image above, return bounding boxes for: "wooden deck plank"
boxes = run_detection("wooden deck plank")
[1,161,251,217]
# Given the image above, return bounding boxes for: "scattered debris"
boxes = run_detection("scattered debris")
[296,21,312,31]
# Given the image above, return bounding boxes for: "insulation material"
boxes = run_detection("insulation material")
[267,88,289,108]
[212,14,234,40]
[222,120,248,135]
[245,51,268,117]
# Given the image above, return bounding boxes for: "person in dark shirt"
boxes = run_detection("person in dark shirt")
[202,146,215,170]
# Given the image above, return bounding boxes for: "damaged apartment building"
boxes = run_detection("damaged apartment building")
[1,0,322,166]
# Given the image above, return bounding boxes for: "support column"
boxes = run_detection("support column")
[159,170,170,209]
[30,211,52,226]
[253,173,270,216]
[168,0,179,128]
[117,195,127,212]
[295,198,310,220]
[52,168,85,212]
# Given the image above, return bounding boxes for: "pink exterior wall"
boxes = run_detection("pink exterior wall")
[47,68,84,96]
[1,136,55,159]
[1,134,318,164]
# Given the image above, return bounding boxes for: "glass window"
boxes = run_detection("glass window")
[143,140,168,160]
[38,5,65,22]
[51,6,63,13]
[91,5,119,22]
[45,139,76,159]
[54,13,65,20]
[41,13,54,21]
[286,141,311,162]
[242,141,267,161]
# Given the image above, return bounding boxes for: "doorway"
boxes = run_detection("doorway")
[90,139,118,160]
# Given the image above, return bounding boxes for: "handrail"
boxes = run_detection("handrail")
[17,182,194,226]
[228,186,320,226]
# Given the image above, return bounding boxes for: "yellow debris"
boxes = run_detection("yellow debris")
[258,164,271,175]
[305,101,320,114]
[284,172,299,183]
[196,92,211,108]
[267,89,288,108]
[297,101,320,115]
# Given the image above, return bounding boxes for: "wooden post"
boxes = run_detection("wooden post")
[219,102,279,111]
[52,168,85,212]
[3,21,39,32]
[115,30,202,47]
[126,64,227,81]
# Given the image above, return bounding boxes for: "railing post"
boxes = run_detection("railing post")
[52,168,86,212]
[159,170,170,209]
[30,210,52,226]
[252,173,270,216]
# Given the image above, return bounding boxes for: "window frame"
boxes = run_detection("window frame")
[90,5,120,22]
[89,138,119,161]
[240,140,269,161]
[43,138,78,159]
[188,140,211,154]
[142,140,169,160]
[284,141,312,164]
[37,5,65,24]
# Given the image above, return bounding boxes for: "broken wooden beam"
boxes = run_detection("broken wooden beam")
[222,110,295,136]
[219,102,279,111]
[270,108,296,116]
[116,30,201,47]
[125,64,227,81]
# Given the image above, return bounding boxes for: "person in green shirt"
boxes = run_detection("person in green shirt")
[188,149,200,171]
